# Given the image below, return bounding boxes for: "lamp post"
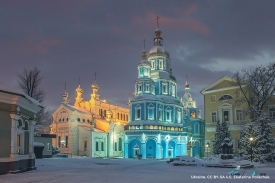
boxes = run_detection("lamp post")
[249,137,253,162]
[206,143,209,157]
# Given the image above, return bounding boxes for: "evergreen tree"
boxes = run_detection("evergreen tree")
[255,114,275,162]
[239,121,259,161]
[220,120,231,140]
[213,120,222,154]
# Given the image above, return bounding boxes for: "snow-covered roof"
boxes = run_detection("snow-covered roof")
[148,46,170,57]
[65,104,92,115]
[0,88,43,108]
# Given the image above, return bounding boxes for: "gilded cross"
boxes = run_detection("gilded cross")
[156,15,160,28]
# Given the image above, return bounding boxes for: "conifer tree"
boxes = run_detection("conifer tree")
[213,120,222,155]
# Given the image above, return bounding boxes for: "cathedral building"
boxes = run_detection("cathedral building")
[50,81,129,157]
[124,27,205,159]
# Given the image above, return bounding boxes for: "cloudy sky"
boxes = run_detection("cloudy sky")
[1,0,275,118]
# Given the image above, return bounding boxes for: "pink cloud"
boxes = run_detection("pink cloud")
[132,5,209,35]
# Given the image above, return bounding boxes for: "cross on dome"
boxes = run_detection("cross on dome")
[156,15,160,29]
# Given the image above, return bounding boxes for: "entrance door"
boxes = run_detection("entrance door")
[134,148,139,157]
[168,149,173,158]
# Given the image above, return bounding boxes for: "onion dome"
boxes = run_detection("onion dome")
[185,81,189,88]
[138,50,150,66]
[148,28,170,57]
[76,85,83,93]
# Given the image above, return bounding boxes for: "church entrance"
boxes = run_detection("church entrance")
[133,148,139,157]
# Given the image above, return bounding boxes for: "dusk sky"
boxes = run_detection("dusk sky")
[1,0,275,118]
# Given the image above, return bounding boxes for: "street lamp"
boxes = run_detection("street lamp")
[249,137,253,162]
[206,143,209,157]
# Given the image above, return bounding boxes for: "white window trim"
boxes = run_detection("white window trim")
[148,104,155,120]
[211,111,217,123]
[235,108,243,121]
[166,107,172,122]
[223,110,230,122]
[158,108,163,121]
[135,105,141,120]
[162,83,168,94]
[177,109,181,123]
[145,83,150,92]
[159,59,163,69]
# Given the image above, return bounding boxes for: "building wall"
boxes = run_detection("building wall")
[0,110,11,158]
[34,137,54,157]
[202,77,275,156]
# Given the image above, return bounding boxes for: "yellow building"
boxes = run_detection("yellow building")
[50,81,129,157]
[201,76,275,155]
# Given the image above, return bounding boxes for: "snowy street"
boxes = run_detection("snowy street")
[1,157,275,183]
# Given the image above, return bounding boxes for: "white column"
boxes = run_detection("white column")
[141,143,146,159]
[10,114,20,155]
[164,142,168,158]
[156,143,161,159]
[219,108,222,121]
[29,120,36,157]
[124,143,128,158]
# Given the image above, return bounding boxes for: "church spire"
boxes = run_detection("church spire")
[153,16,163,46]
[62,83,69,104]
[185,75,189,88]
[142,39,147,60]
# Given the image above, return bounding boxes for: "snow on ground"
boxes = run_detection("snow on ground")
[1,157,275,183]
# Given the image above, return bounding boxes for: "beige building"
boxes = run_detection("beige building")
[50,81,129,157]
[201,76,275,155]
[0,89,42,174]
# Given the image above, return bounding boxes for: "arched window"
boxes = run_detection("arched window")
[194,123,200,134]
[121,113,122,120]
[115,142,117,151]
[84,141,87,151]
[101,142,104,151]
[118,138,122,151]
[135,105,141,120]
[78,118,80,122]
[166,107,171,121]
[104,110,106,117]
[148,103,155,120]
[219,94,233,101]
[96,142,99,151]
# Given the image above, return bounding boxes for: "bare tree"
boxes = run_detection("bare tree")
[234,62,275,118]
[17,67,50,132]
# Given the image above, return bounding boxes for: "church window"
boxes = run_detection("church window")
[159,59,163,69]
[152,60,155,69]
[191,111,195,118]
[121,113,123,120]
[117,113,119,119]
[162,83,168,94]
[83,119,85,122]
[78,118,80,122]
[119,138,122,151]
[211,111,217,123]
[145,84,150,92]
[62,118,64,121]
[148,104,154,120]
[66,118,68,122]
[101,142,104,151]
[135,105,141,120]
[96,142,99,151]
[166,107,171,122]
[115,142,117,151]
[126,115,128,121]
[158,108,163,121]
[104,110,106,117]
[47,143,51,151]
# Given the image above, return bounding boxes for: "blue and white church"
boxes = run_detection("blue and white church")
[124,27,205,159]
